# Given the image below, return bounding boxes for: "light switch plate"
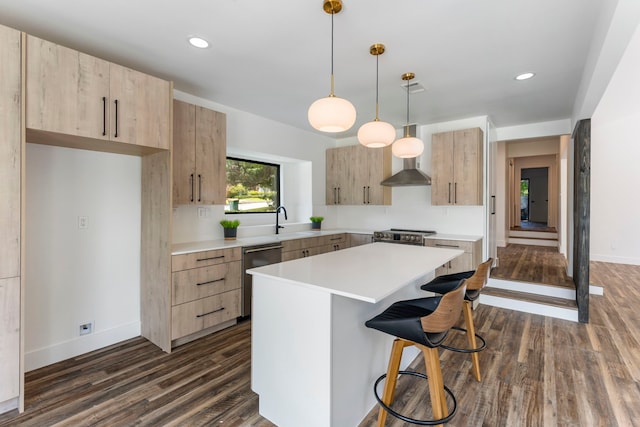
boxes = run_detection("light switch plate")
[78,216,89,229]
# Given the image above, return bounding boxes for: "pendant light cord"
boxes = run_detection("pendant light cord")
[330,10,335,96]
[375,54,380,120]
[406,78,410,125]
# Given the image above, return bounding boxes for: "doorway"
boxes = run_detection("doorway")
[520,167,549,229]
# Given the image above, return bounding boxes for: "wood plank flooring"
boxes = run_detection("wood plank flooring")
[491,244,575,288]
[1,261,639,426]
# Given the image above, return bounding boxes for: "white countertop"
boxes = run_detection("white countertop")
[171,229,373,255]
[248,242,463,303]
[426,233,483,242]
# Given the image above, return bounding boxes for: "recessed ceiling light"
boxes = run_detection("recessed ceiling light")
[188,36,209,49]
[515,72,535,81]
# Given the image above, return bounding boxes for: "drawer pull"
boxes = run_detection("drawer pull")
[435,243,460,248]
[196,307,225,318]
[196,278,224,286]
[196,255,224,262]
[329,237,342,241]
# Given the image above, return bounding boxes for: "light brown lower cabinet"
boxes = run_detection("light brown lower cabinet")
[281,233,349,261]
[349,233,373,247]
[424,237,482,276]
[171,247,241,344]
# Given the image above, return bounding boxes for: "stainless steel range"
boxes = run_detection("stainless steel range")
[373,228,436,246]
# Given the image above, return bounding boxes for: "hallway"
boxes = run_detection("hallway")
[491,244,574,288]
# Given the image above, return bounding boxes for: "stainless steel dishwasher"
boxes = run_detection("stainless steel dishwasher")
[242,242,283,317]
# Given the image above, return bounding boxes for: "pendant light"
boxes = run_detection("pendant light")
[391,72,424,158]
[308,0,356,133]
[357,44,396,148]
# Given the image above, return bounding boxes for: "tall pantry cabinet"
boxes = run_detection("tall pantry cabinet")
[0,24,23,413]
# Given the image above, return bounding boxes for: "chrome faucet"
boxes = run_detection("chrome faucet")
[275,206,288,234]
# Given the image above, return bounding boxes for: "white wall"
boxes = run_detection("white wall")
[591,20,640,265]
[25,144,142,370]
[172,90,335,243]
[333,117,488,237]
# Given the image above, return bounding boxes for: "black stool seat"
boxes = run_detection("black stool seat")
[421,270,474,296]
[365,280,467,426]
[365,297,447,348]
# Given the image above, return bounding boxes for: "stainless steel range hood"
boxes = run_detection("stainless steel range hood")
[380,125,432,187]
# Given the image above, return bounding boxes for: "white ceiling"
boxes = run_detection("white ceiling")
[0,0,608,138]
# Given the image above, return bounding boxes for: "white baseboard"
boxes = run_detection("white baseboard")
[25,321,141,372]
[0,397,18,415]
[590,254,640,266]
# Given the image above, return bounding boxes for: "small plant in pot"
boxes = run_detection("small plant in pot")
[310,216,324,230]
[220,219,240,240]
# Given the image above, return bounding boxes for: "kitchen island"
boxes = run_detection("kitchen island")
[249,242,463,427]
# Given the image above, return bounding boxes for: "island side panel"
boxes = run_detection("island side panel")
[330,273,435,426]
[251,274,332,427]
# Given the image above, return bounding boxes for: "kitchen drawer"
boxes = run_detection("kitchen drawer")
[172,247,241,272]
[171,289,240,339]
[323,233,347,246]
[172,261,241,305]
[424,239,474,253]
[281,236,322,252]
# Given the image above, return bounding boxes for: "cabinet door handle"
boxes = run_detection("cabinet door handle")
[363,186,366,204]
[197,278,224,286]
[196,255,224,262]
[114,99,119,138]
[198,174,202,202]
[102,97,107,136]
[367,186,371,204]
[190,174,194,202]
[196,307,225,318]
[454,182,457,204]
[491,195,496,215]
[337,187,340,204]
[448,183,452,204]
[334,187,337,204]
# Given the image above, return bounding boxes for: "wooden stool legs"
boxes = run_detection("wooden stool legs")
[462,300,482,381]
[377,339,448,427]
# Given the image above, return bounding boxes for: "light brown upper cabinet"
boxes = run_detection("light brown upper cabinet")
[431,127,484,205]
[0,23,22,409]
[326,145,391,205]
[172,100,227,205]
[26,35,170,150]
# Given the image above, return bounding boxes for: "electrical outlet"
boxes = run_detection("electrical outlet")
[78,216,89,229]
[198,207,210,218]
[79,322,93,336]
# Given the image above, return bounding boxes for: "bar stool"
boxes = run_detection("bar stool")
[420,258,493,382]
[365,279,467,426]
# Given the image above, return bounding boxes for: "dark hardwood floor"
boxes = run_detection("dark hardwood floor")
[491,244,575,288]
[2,262,639,426]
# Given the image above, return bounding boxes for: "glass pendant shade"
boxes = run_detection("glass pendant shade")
[308,95,357,133]
[357,120,396,147]
[392,136,424,158]
[392,72,423,158]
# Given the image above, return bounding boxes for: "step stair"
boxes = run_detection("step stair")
[508,230,558,247]
[481,278,578,322]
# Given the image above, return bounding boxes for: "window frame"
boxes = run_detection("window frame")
[225,156,281,214]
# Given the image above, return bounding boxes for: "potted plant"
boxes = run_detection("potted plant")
[310,216,324,230]
[220,219,240,240]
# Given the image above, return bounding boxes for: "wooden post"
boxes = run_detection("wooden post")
[572,119,590,323]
